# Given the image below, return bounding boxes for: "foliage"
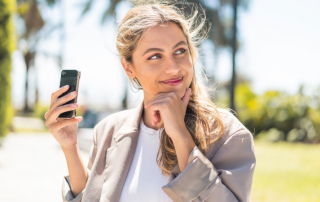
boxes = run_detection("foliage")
[217,83,320,143]
[16,0,59,112]
[80,0,250,50]
[34,102,50,122]
[0,0,16,138]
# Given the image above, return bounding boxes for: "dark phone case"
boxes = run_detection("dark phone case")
[57,70,81,119]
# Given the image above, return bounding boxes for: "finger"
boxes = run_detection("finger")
[145,92,173,108]
[152,110,161,125]
[49,117,83,133]
[151,107,163,126]
[50,85,70,107]
[146,102,162,126]
[152,111,157,125]
[46,85,70,120]
[51,91,77,114]
[152,114,157,126]
[46,91,77,120]
[45,103,78,126]
[155,110,161,124]
[145,96,171,109]
[181,88,191,107]
[151,109,157,126]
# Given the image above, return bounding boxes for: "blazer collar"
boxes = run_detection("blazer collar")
[97,98,180,202]
[92,99,145,202]
[112,97,181,178]
[114,99,145,143]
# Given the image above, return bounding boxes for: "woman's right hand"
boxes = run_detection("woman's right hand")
[44,85,83,149]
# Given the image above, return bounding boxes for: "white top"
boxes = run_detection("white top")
[118,118,173,202]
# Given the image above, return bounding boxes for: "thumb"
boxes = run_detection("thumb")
[182,88,191,107]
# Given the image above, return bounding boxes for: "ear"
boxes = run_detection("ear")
[121,57,135,79]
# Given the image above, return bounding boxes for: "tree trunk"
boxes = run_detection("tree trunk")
[23,52,33,113]
[23,59,30,113]
[230,0,238,116]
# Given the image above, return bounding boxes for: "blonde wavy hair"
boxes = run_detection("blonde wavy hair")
[116,0,225,176]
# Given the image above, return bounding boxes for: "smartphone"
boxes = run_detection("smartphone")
[57,69,81,119]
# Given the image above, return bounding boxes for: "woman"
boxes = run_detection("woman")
[45,2,256,202]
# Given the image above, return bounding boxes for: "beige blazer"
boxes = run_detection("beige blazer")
[62,99,256,202]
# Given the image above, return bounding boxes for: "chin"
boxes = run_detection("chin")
[179,87,188,98]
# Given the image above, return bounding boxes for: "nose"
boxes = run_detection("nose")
[164,55,180,74]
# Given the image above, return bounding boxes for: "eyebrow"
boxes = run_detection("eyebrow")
[142,41,187,56]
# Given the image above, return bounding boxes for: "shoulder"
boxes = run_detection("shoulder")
[95,107,136,130]
[216,107,251,138]
[92,107,138,146]
[206,107,254,158]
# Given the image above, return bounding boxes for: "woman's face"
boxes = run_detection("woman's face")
[121,22,193,101]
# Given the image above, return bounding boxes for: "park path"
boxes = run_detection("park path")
[0,133,89,202]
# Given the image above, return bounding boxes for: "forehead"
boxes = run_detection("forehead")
[136,22,187,52]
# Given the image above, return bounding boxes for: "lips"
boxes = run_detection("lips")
[162,76,183,83]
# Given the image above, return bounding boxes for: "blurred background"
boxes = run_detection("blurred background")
[0,0,319,201]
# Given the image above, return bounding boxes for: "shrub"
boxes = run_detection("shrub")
[0,0,16,139]
[217,83,320,143]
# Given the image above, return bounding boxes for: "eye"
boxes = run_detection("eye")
[175,48,187,55]
[148,54,162,60]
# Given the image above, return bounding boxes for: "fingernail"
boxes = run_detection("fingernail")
[63,85,69,88]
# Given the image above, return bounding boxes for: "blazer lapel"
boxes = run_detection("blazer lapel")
[99,99,145,202]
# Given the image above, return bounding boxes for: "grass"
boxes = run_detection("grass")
[11,128,50,133]
[250,139,320,202]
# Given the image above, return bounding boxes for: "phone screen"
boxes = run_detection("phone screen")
[58,70,80,118]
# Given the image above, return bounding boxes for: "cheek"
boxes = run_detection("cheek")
[180,55,193,70]
[186,70,193,87]
[183,59,193,84]
[136,68,161,89]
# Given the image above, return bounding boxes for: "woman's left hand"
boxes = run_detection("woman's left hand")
[144,88,192,140]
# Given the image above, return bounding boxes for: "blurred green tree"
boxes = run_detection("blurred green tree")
[218,82,320,143]
[16,0,59,113]
[0,0,16,142]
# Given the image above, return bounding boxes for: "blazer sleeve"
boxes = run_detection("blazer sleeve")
[162,129,256,202]
[61,126,98,202]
